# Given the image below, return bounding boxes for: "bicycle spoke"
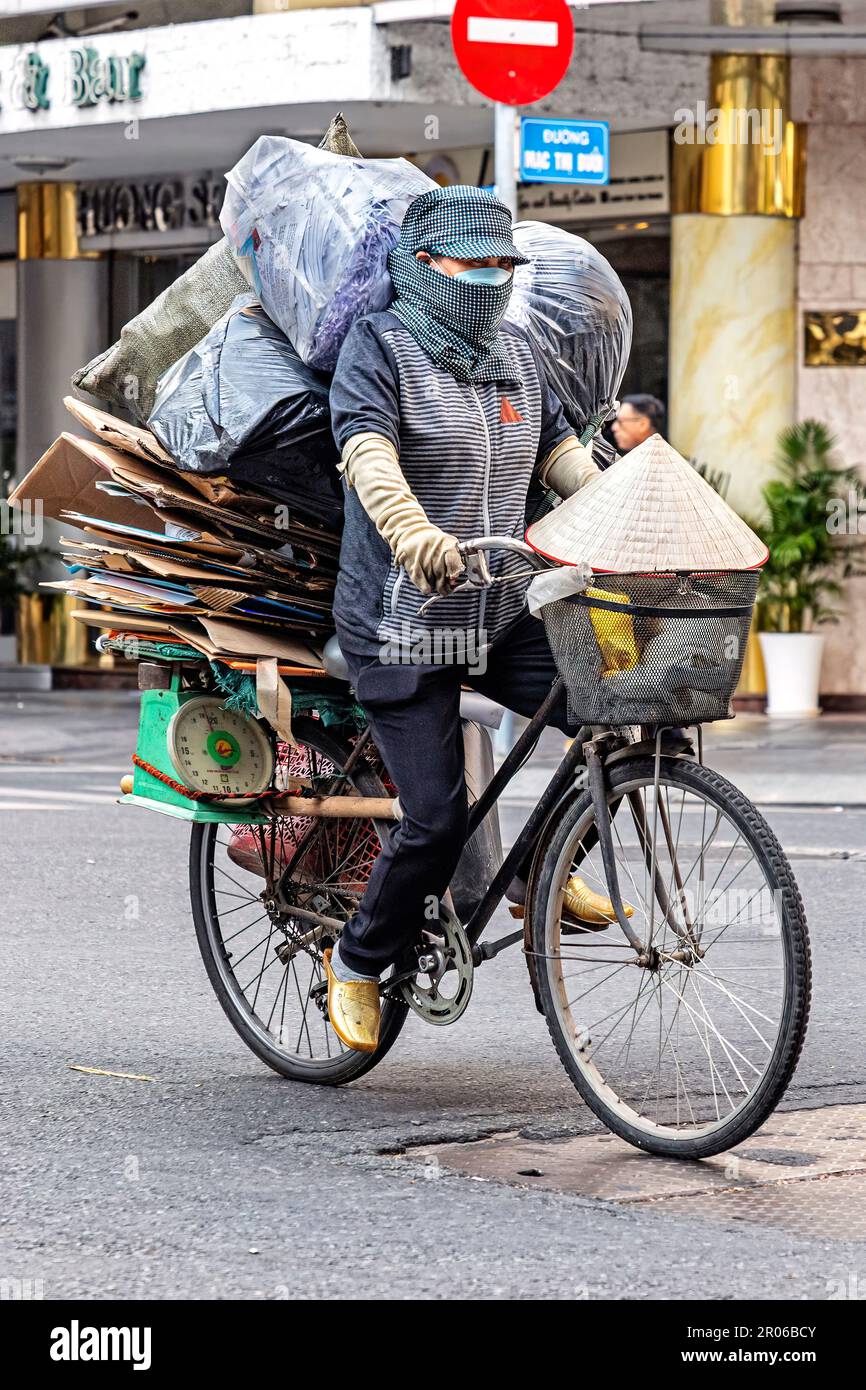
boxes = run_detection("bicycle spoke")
[658,972,759,1084]
[686,960,777,1038]
[543,764,798,1143]
[201,736,391,1072]
[565,961,633,1009]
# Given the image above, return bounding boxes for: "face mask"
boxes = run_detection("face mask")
[430,257,512,287]
[454,265,513,287]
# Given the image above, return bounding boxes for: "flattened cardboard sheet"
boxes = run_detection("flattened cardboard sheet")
[63,395,173,466]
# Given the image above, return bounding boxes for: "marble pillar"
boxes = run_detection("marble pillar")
[792,59,866,696]
[668,213,797,520]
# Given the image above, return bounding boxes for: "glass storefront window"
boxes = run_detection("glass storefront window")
[108,250,203,344]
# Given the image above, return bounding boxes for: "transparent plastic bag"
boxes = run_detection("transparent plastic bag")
[220,136,434,371]
[506,221,633,441]
[148,295,343,528]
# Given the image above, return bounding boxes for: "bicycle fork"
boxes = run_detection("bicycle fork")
[583,737,650,962]
[584,733,704,969]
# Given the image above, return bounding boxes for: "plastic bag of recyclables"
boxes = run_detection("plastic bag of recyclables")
[220,136,436,372]
[507,221,633,451]
[71,114,365,422]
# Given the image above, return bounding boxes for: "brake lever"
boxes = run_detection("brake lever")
[417,545,490,615]
[462,548,493,587]
[418,581,474,615]
[418,566,540,616]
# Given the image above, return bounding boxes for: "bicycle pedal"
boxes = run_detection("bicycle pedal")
[561,914,609,935]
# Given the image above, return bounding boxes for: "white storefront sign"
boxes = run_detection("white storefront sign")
[1,45,146,113]
[0,9,382,134]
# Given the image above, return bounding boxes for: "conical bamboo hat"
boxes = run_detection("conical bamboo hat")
[527,434,768,572]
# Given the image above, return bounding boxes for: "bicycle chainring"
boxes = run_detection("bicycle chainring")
[395,911,474,1026]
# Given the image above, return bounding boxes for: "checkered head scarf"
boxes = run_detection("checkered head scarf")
[388,185,530,385]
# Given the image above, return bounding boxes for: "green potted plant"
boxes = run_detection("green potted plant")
[753,420,866,717]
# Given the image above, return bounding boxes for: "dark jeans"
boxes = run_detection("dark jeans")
[337,610,577,976]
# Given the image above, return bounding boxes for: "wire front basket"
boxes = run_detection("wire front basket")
[542,570,760,727]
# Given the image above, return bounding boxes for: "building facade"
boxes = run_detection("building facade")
[0,0,863,694]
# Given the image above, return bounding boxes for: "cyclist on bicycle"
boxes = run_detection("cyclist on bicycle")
[325,184,617,1051]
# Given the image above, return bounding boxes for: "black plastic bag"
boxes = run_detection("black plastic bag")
[148,294,343,528]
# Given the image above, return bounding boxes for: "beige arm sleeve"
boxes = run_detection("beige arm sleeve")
[339,432,463,596]
[537,434,600,499]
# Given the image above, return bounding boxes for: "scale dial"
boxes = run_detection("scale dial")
[166,697,274,803]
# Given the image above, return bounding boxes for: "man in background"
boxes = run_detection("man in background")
[611,394,665,453]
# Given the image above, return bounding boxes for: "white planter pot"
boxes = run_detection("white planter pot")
[758,632,824,718]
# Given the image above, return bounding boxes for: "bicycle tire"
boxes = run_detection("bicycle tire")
[528,755,811,1158]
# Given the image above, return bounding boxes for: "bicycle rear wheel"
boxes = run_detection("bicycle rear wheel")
[190,717,407,1084]
[529,756,811,1158]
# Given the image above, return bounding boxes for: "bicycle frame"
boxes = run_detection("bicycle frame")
[460,698,657,963]
[462,678,588,952]
[278,534,683,968]
[130,534,688,972]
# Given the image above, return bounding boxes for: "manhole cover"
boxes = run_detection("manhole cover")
[654,1172,866,1242]
[407,1102,866,1240]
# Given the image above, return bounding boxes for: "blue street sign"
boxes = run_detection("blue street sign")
[519,116,610,186]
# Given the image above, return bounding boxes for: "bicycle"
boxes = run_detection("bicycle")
[180,535,811,1159]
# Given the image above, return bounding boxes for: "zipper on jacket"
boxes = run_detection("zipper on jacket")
[390,564,406,615]
[471,385,492,637]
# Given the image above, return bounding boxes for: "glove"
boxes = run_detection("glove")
[340,433,465,596]
[537,434,600,499]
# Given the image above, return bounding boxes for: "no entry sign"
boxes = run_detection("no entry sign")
[451,0,574,107]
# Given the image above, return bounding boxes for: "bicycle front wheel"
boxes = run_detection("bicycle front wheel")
[529,756,811,1158]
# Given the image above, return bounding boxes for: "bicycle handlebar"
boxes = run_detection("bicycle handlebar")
[417,535,552,615]
[456,535,550,572]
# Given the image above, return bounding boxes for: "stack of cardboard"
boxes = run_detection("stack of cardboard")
[10,397,340,671]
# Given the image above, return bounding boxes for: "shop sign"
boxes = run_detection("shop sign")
[77,174,225,240]
[2,46,146,113]
[70,48,146,107]
[517,129,669,223]
[413,131,668,225]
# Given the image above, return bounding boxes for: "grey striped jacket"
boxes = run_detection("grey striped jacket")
[329,310,572,658]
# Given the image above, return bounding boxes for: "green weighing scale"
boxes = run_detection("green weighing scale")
[124,670,275,825]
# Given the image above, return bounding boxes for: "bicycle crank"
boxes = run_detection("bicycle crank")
[396,911,474,1025]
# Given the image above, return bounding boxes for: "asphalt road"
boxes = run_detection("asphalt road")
[2,692,866,1300]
